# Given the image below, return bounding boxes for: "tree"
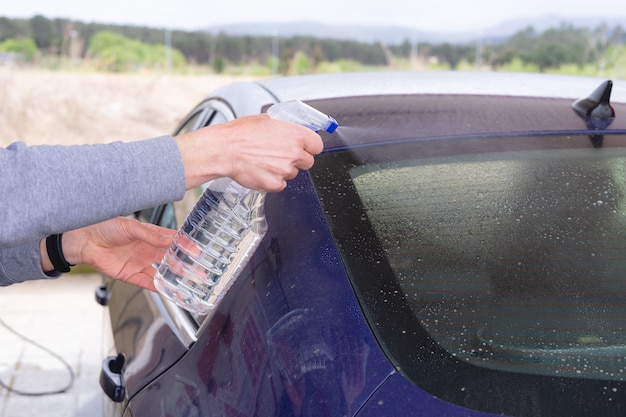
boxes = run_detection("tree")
[88,31,185,71]
[173,31,213,64]
[279,46,295,75]
[213,55,225,73]
[290,51,310,74]
[432,43,473,70]
[0,37,38,62]
[529,25,587,71]
[30,15,55,51]
[603,44,626,78]
[0,17,31,42]
[585,24,625,75]
[492,24,591,72]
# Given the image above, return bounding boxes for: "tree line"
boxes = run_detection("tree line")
[0,15,624,76]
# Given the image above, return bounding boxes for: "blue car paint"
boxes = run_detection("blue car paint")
[102,73,626,416]
[123,170,503,416]
[105,278,189,398]
[356,373,498,417]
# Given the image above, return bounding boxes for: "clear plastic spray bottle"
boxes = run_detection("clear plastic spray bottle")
[154,100,338,314]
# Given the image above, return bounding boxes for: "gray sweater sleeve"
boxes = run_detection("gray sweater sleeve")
[1,135,186,247]
[0,242,58,286]
[0,136,186,285]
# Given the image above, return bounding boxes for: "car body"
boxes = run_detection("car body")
[98,71,626,417]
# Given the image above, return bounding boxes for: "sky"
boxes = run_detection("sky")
[3,0,626,33]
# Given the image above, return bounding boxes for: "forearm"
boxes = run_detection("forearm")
[1,136,185,248]
[37,217,173,291]
[2,217,174,289]
[0,242,57,286]
[38,238,56,274]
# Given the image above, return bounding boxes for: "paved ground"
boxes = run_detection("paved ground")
[0,274,105,417]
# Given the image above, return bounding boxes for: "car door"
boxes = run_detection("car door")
[102,94,403,417]
[100,99,235,416]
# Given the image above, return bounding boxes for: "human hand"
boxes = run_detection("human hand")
[48,217,175,291]
[175,114,324,192]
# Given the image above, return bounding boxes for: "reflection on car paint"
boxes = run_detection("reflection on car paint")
[103,74,626,417]
[267,309,370,416]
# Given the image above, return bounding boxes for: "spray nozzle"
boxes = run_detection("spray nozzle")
[267,100,338,133]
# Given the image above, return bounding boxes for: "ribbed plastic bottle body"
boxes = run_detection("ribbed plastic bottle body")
[154,100,337,314]
[154,178,267,315]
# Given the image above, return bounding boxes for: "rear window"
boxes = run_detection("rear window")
[311,133,626,416]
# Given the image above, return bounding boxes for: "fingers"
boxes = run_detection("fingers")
[176,114,324,191]
[124,270,158,292]
[286,166,301,180]
[121,218,175,248]
[294,149,316,171]
[244,171,288,193]
[140,222,176,246]
[302,129,324,156]
[247,119,322,189]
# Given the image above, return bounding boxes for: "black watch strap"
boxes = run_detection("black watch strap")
[46,234,75,273]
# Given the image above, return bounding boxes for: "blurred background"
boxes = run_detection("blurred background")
[2,0,626,79]
[1,0,625,146]
[1,0,625,148]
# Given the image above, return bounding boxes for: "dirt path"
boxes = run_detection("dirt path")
[0,68,258,146]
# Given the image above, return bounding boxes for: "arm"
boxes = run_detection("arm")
[45,217,176,291]
[1,115,322,249]
[0,136,185,248]
[0,217,176,290]
[175,114,323,192]
[0,242,54,287]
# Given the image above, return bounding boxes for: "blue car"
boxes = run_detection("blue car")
[99,71,626,417]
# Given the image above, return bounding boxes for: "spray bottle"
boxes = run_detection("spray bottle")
[154,100,338,314]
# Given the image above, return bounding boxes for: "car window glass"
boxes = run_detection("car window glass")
[354,148,626,378]
[311,133,626,416]
[176,109,206,135]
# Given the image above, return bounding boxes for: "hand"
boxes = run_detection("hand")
[47,217,175,291]
[175,114,324,192]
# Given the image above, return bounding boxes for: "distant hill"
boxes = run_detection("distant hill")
[204,15,626,44]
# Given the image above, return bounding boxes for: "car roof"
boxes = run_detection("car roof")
[201,71,626,150]
[255,71,626,103]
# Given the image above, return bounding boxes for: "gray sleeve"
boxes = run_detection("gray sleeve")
[1,135,186,248]
[0,241,59,286]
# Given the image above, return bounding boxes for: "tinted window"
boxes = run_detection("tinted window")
[311,133,626,416]
[176,109,207,135]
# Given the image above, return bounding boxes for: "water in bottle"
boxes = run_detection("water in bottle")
[154,100,338,314]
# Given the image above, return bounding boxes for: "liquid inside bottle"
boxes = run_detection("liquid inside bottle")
[154,99,337,314]
[154,178,267,314]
